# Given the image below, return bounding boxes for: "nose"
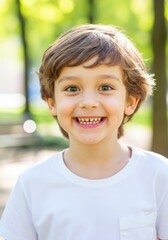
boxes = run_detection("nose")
[79,90,99,109]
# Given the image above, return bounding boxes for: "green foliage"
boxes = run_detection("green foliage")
[31,106,55,123]
[128,104,152,128]
[0,0,158,65]
[94,0,153,61]
[0,0,18,37]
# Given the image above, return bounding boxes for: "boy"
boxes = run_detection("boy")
[0,24,168,240]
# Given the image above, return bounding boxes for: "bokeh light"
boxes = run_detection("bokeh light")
[23,119,36,133]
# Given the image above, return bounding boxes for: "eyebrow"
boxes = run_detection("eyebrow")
[57,76,80,84]
[99,74,121,82]
[58,74,121,84]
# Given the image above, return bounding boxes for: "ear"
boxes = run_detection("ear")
[46,98,57,116]
[124,95,140,116]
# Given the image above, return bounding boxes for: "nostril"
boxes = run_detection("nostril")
[79,99,99,108]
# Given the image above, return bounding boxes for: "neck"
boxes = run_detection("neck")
[69,140,121,163]
[64,139,131,179]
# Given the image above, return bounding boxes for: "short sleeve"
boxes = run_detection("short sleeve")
[156,163,168,239]
[0,177,37,240]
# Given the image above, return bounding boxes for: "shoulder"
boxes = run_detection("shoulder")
[131,146,168,176]
[132,146,168,168]
[131,146,168,182]
[18,150,64,185]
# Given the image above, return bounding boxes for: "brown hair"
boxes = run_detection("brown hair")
[38,24,155,138]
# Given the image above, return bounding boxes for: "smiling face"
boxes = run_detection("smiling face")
[47,60,139,146]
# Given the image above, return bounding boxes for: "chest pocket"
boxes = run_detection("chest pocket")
[120,213,157,240]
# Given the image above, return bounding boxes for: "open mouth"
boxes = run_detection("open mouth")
[76,117,104,125]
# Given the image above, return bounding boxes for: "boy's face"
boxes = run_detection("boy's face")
[47,58,139,145]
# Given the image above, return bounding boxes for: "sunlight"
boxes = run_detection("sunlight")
[58,0,74,14]
[0,0,6,12]
[0,94,25,108]
[131,0,147,14]
[165,1,168,21]
[38,5,63,23]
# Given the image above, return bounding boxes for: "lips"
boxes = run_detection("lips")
[76,117,103,125]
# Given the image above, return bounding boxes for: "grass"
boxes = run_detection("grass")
[0,106,54,123]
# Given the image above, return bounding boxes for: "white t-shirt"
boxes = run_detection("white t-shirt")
[0,147,168,240]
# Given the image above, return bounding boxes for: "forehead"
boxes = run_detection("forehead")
[57,60,123,83]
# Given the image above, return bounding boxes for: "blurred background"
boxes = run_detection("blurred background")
[0,0,168,216]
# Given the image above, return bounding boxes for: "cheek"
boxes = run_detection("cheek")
[56,98,74,117]
[105,97,127,125]
[105,97,126,113]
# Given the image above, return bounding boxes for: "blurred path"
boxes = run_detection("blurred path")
[0,148,57,217]
[0,125,152,217]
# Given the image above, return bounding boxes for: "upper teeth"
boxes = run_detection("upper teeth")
[77,118,102,124]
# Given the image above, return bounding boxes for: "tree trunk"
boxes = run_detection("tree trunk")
[152,0,168,156]
[16,0,30,118]
[88,0,95,23]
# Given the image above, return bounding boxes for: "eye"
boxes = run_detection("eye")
[99,85,113,91]
[65,86,80,92]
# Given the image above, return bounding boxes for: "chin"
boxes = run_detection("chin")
[77,135,105,145]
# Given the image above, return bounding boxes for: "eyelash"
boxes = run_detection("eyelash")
[64,84,114,93]
[65,86,80,92]
[99,85,113,91]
